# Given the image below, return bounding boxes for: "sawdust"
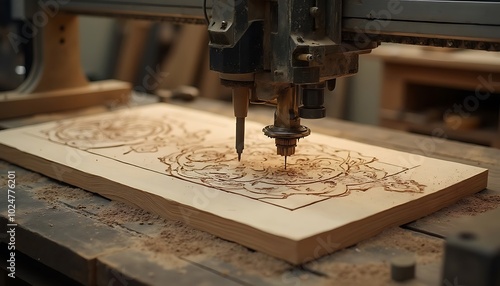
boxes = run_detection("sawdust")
[315,263,390,286]
[93,200,290,275]
[15,170,47,184]
[415,192,500,226]
[138,220,290,276]
[308,227,442,285]
[34,184,93,204]
[359,227,443,265]
[0,160,11,169]
[443,193,500,217]
[141,221,208,255]
[97,201,163,225]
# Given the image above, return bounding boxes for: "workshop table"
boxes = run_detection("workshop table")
[1,98,499,286]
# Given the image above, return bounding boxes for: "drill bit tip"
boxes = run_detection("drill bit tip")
[235,117,245,162]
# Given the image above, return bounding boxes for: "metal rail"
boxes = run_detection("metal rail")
[14,0,500,49]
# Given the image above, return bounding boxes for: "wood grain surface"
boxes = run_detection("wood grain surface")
[0,103,488,264]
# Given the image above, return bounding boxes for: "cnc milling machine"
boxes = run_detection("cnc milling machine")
[4,0,500,164]
[1,2,500,284]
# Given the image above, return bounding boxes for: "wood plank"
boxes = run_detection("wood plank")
[0,15,132,120]
[0,80,131,119]
[96,249,243,286]
[0,188,133,285]
[114,20,153,84]
[0,246,80,286]
[0,103,488,264]
[369,44,500,73]
[158,24,208,90]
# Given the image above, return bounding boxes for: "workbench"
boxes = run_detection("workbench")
[1,97,499,286]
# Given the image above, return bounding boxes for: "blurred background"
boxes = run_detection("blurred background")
[1,7,499,148]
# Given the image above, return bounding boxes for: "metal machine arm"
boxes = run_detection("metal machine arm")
[53,0,500,50]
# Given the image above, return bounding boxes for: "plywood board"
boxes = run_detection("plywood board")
[0,103,488,264]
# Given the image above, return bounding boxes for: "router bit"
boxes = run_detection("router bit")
[263,85,310,168]
[233,87,250,161]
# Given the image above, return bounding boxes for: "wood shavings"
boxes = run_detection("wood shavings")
[361,228,443,261]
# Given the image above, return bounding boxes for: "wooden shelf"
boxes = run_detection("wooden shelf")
[372,44,500,148]
[381,118,500,147]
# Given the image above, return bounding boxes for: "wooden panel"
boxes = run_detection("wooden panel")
[114,20,154,83]
[369,45,500,73]
[0,103,488,264]
[384,63,500,92]
[158,24,208,90]
[380,63,407,110]
[0,80,131,119]
[28,14,88,93]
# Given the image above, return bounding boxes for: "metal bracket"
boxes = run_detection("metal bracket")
[442,207,500,286]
